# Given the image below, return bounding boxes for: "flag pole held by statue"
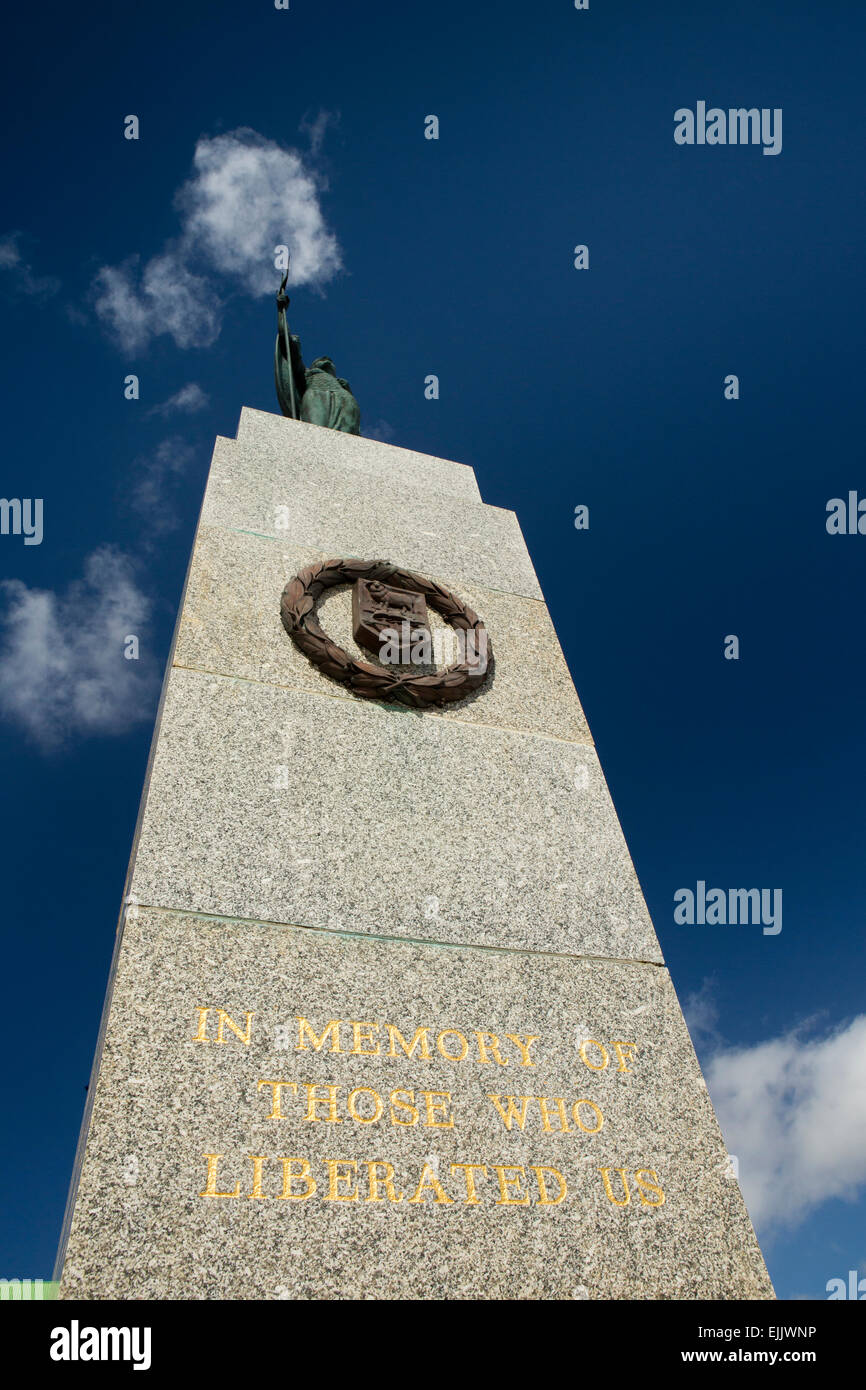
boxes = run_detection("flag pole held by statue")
[274,265,299,420]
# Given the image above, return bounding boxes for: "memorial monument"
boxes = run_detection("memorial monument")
[54,286,773,1299]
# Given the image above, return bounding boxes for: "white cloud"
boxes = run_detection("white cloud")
[142,252,221,348]
[93,127,341,351]
[149,382,209,417]
[706,1016,866,1234]
[177,128,341,294]
[0,548,158,748]
[93,252,220,354]
[0,232,60,298]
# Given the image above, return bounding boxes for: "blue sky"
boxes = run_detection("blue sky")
[1,0,864,1300]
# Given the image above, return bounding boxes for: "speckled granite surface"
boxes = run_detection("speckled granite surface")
[175,525,590,743]
[127,670,659,963]
[56,413,772,1299]
[60,909,772,1300]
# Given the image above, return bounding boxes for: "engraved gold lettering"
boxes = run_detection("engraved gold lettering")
[258,1079,299,1120]
[215,1009,254,1046]
[248,1155,269,1199]
[350,1021,380,1056]
[304,1083,342,1122]
[419,1091,455,1129]
[537,1096,571,1133]
[347,1087,384,1124]
[572,1099,604,1133]
[504,1034,540,1066]
[323,1158,359,1201]
[610,1041,638,1073]
[599,1167,631,1206]
[532,1165,568,1206]
[200,1153,241,1198]
[579,1039,609,1071]
[474,1031,509,1065]
[276,1157,316,1200]
[634,1169,666,1207]
[493,1164,530,1206]
[436,1029,469,1061]
[365,1161,404,1204]
[450,1163,488,1204]
[408,1163,454,1204]
[386,1025,432,1060]
[192,1006,211,1042]
[296,1017,342,1053]
[389,1089,419,1126]
[487,1095,531,1131]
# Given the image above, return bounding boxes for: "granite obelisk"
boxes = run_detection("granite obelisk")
[55,394,772,1298]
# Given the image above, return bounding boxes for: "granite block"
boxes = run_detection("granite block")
[128,667,660,963]
[199,433,542,601]
[235,408,482,504]
[58,908,772,1301]
[174,525,591,744]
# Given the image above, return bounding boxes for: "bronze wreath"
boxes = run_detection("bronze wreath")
[280,558,492,707]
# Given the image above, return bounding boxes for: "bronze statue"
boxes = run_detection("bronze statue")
[275,272,360,435]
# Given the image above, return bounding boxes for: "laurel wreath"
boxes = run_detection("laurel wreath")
[280,558,492,707]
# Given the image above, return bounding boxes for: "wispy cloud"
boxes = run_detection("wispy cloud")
[366,419,396,443]
[93,126,342,352]
[683,977,723,1051]
[93,252,220,354]
[299,108,339,158]
[148,382,209,417]
[0,548,158,749]
[0,232,60,299]
[126,435,199,536]
[706,1015,866,1234]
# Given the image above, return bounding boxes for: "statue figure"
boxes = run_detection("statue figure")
[299,356,361,434]
[275,274,361,435]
